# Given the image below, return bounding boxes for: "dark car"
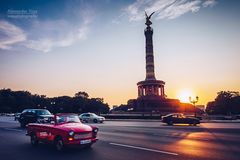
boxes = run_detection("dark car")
[162,113,200,126]
[18,109,53,127]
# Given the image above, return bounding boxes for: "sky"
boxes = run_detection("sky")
[0,0,240,107]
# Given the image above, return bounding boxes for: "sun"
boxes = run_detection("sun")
[177,89,194,103]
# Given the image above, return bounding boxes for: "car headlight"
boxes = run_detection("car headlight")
[93,128,98,133]
[69,131,74,136]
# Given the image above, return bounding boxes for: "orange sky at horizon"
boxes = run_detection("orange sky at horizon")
[3,79,239,108]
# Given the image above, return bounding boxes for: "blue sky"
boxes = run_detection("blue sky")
[0,0,240,106]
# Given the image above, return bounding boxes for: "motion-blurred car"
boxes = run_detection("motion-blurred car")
[26,113,98,151]
[18,109,53,127]
[79,113,105,123]
[162,113,200,126]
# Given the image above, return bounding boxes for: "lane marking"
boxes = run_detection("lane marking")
[3,128,24,132]
[109,142,178,156]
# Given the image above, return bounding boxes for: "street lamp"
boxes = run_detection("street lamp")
[189,96,199,117]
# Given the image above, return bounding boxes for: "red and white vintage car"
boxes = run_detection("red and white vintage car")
[26,113,98,151]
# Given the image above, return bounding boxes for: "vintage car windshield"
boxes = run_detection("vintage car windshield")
[35,110,51,115]
[56,115,81,124]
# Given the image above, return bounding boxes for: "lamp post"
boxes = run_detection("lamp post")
[189,96,199,117]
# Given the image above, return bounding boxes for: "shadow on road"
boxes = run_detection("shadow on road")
[14,142,100,160]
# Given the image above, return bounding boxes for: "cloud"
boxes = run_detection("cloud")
[24,39,53,53]
[124,0,217,21]
[157,0,201,19]
[202,0,217,7]
[0,5,94,53]
[0,20,26,49]
[23,6,94,53]
[24,17,91,53]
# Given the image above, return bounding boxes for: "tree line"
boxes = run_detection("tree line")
[0,89,109,114]
[206,91,240,115]
[1,88,239,115]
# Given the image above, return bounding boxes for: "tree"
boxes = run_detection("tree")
[91,98,104,103]
[215,91,239,104]
[0,88,109,114]
[74,91,89,99]
[206,91,240,115]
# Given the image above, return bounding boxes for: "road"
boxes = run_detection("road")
[0,116,240,160]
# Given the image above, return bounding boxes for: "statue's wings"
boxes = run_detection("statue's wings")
[149,12,155,19]
[145,11,148,18]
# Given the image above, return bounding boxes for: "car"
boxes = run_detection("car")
[161,113,200,126]
[18,109,53,127]
[14,113,21,121]
[26,113,98,151]
[79,113,105,123]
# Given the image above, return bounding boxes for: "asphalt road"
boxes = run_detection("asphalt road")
[0,116,240,160]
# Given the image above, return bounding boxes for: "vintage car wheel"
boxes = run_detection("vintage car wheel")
[55,138,64,151]
[167,121,173,125]
[93,119,98,123]
[30,134,39,146]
